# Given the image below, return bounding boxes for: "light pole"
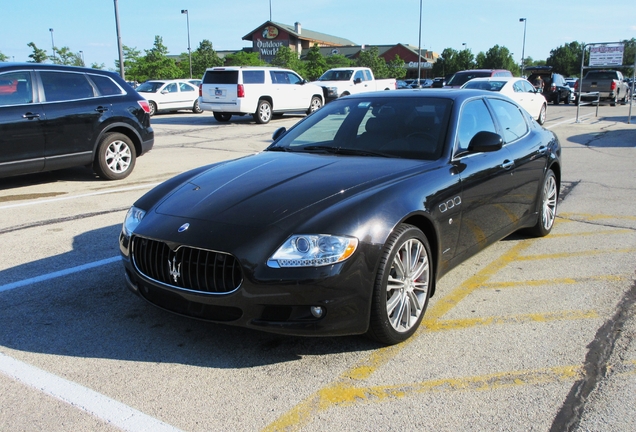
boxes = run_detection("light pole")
[113,0,125,79]
[49,28,56,62]
[519,18,527,77]
[79,50,85,66]
[181,9,192,79]
[417,0,422,87]
[462,42,467,50]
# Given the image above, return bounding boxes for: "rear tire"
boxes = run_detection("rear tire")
[253,99,272,124]
[93,132,136,180]
[148,101,157,116]
[537,104,546,125]
[192,99,203,114]
[367,224,433,345]
[526,169,557,237]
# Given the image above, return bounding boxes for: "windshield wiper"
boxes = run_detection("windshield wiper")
[301,146,389,157]
[266,145,293,152]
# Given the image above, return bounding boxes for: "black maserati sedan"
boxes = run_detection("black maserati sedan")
[119,89,561,345]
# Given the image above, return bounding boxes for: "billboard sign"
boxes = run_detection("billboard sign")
[589,43,624,66]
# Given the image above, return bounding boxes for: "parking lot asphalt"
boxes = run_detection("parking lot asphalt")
[0,103,635,431]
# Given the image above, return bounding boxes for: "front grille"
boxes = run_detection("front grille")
[131,236,243,294]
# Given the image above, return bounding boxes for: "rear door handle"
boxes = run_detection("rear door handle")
[96,106,109,113]
[22,112,40,119]
[502,160,515,170]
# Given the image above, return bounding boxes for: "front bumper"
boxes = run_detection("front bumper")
[119,231,379,337]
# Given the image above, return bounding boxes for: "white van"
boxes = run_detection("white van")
[198,67,324,124]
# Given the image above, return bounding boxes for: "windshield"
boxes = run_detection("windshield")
[136,81,164,93]
[446,72,491,87]
[268,96,452,160]
[462,80,505,91]
[318,70,353,81]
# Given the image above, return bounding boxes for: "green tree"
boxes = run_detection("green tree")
[432,48,461,76]
[191,40,223,78]
[117,45,142,82]
[325,54,352,69]
[27,42,48,63]
[475,45,519,75]
[223,51,265,66]
[622,38,635,77]
[50,47,83,66]
[456,49,475,71]
[356,46,390,78]
[304,44,328,80]
[271,46,306,76]
[387,55,407,80]
[0,51,8,62]
[138,36,181,80]
[546,41,585,77]
[91,62,105,70]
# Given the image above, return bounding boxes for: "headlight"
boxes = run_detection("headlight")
[122,206,146,236]
[326,87,338,97]
[267,234,358,268]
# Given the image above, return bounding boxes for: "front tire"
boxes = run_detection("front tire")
[253,99,272,124]
[93,132,136,180]
[367,224,433,345]
[527,169,557,237]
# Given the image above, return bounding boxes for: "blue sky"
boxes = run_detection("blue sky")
[2,0,635,70]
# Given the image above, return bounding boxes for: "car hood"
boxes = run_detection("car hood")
[154,152,431,227]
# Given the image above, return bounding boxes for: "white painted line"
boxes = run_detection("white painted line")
[546,113,594,129]
[0,351,183,432]
[0,256,121,293]
[0,183,159,210]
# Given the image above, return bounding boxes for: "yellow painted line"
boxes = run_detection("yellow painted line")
[481,274,628,289]
[263,365,583,431]
[423,310,598,332]
[550,229,634,238]
[560,212,636,222]
[516,248,636,261]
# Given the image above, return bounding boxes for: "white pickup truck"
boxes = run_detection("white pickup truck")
[313,67,397,102]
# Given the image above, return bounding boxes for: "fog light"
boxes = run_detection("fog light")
[310,306,324,318]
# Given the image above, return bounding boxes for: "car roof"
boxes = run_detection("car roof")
[0,62,119,76]
[466,77,521,82]
[344,88,510,104]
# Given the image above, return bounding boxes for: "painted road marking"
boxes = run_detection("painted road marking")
[0,351,183,432]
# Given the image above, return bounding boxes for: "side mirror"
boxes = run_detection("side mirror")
[272,127,287,141]
[354,78,362,84]
[467,131,503,153]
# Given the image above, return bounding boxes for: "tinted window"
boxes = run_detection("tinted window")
[202,70,239,84]
[489,98,528,143]
[447,71,492,87]
[287,72,302,85]
[179,82,195,92]
[243,71,265,84]
[457,99,496,151]
[136,81,164,92]
[271,71,290,84]
[40,71,94,102]
[89,74,124,96]
[0,71,33,106]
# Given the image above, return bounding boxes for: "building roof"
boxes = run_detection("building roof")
[242,21,357,46]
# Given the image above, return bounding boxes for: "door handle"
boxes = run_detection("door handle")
[95,106,109,113]
[502,160,515,170]
[22,112,40,119]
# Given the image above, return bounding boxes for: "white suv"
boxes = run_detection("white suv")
[198,67,324,124]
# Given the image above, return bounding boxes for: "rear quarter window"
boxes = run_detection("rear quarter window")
[203,71,239,85]
[89,74,124,96]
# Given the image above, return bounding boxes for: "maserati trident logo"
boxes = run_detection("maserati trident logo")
[168,256,181,283]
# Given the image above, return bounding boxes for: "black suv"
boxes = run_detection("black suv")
[526,66,571,105]
[0,63,154,180]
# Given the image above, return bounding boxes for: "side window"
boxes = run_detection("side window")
[287,72,302,85]
[179,82,195,92]
[521,80,535,93]
[457,99,496,152]
[0,71,33,106]
[243,70,264,84]
[89,74,124,96]
[165,83,178,93]
[489,98,528,143]
[512,82,524,93]
[354,70,365,82]
[40,71,95,102]
[363,70,372,81]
